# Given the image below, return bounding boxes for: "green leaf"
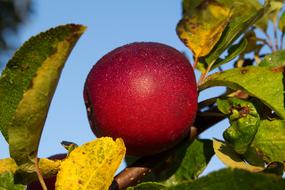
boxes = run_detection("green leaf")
[267,1,284,21]
[162,139,214,186]
[217,98,260,154]
[210,38,247,70]
[127,182,165,190]
[256,0,284,32]
[168,169,285,189]
[60,141,78,155]
[278,11,285,32]
[0,172,25,190]
[250,120,285,163]
[259,50,285,67]
[176,0,231,58]
[141,139,214,185]
[200,66,285,119]
[182,0,203,16]
[200,1,270,71]
[130,169,285,190]
[213,139,264,172]
[0,24,86,166]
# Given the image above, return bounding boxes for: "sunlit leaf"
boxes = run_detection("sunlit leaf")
[182,0,203,16]
[267,0,284,19]
[278,11,285,32]
[0,24,86,167]
[250,120,285,163]
[0,158,17,174]
[0,157,61,184]
[259,50,285,67]
[200,1,269,71]
[171,169,285,189]
[0,172,25,190]
[38,158,62,178]
[130,169,285,190]
[177,0,231,58]
[213,139,264,172]
[256,0,284,32]
[200,66,285,119]
[14,158,62,184]
[217,98,260,154]
[55,137,126,190]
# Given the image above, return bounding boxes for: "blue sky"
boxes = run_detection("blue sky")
[0,0,230,174]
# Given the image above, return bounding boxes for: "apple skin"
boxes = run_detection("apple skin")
[84,42,198,156]
[26,154,66,190]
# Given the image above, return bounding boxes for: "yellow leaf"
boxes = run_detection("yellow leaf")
[39,158,62,178]
[0,158,17,174]
[55,137,126,190]
[213,139,263,172]
[177,2,231,58]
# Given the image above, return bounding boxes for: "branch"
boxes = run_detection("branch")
[110,109,225,190]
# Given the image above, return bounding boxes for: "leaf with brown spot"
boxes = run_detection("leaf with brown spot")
[56,137,126,190]
[176,0,231,58]
[197,0,269,72]
[200,66,285,119]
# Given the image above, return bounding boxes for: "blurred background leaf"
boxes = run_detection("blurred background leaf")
[0,0,33,69]
[0,172,25,190]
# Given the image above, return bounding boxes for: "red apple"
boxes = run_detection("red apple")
[84,42,197,156]
[26,154,66,190]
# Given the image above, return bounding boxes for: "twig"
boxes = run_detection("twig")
[34,157,47,190]
[110,109,225,190]
[256,38,273,51]
[193,56,199,68]
[261,30,275,51]
[281,32,285,49]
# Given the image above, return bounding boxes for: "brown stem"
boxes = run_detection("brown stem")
[34,157,47,190]
[110,109,225,190]
[256,38,273,50]
[198,60,216,86]
[193,56,199,68]
[261,30,275,51]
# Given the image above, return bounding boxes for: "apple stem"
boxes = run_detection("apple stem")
[34,157,48,190]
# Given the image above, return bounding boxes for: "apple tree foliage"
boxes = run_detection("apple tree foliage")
[0,0,285,189]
